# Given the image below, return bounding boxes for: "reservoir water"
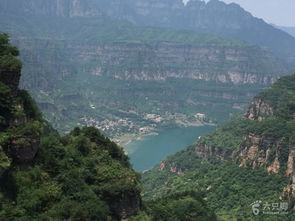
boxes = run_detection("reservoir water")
[125,126,215,171]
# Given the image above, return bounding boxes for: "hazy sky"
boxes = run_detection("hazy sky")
[183,0,295,27]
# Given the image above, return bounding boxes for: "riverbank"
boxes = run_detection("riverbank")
[114,131,159,148]
[114,120,215,150]
[125,125,216,171]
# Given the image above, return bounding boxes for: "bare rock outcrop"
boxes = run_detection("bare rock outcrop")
[246,99,274,121]
[195,143,232,162]
[7,136,40,164]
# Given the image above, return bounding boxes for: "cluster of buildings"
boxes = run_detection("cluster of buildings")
[79,117,135,133]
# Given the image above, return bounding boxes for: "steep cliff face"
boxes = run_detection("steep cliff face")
[0,35,142,220]
[0,0,182,19]
[0,1,290,133]
[17,39,285,85]
[232,134,286,174]
[141,74,295,219]
[1,0,295,65]
[282,147,295,209]
[102,43,284,84]
[195,143,232,162]
[192,74,295,206]
[1,14,285,90]
[0,17,283,133]
[7,126,41,164]
[0,0,103,17]
[147,75,295,204]
[0,34,42,177]
[246,98,274,121]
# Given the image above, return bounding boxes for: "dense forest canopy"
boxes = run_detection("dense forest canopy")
[0,33,217,221]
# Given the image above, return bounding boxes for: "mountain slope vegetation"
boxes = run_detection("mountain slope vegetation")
[0,34,216,221]
[0,33,142,220]
[142,74,295,220]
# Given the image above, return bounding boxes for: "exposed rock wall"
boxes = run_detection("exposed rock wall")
[158,160,184,175]
[0,0,103,17]
[234,135,270,168]
[2,0,295,64]
[286,148,295,177]
[195,143,232,162]
[246,98,274,121]
[281,148,295,207]
[15,39,285,90]
[7,136,40,164]
[192,73,295,203]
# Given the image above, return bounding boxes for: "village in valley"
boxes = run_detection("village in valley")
[79,110,210,146]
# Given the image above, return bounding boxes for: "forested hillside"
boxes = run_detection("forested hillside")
[0,34,216,221]
[142,74,295,220]
[1,1,295,220]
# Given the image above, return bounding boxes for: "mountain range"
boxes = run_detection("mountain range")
[1,0,295,220]
[0,0,294,136]
[1,33,294,220]
[1,0,295,66]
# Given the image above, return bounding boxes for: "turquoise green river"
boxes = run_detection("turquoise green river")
[125,126,215,171]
